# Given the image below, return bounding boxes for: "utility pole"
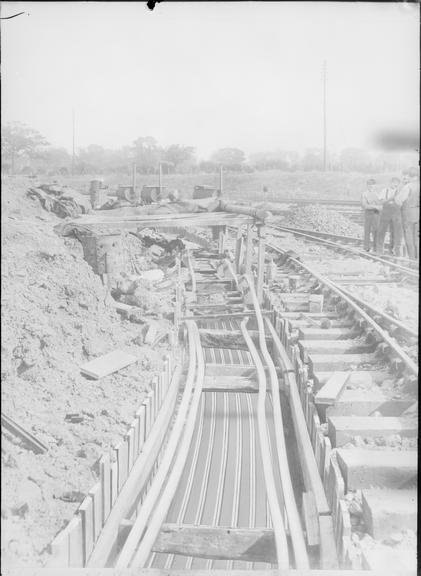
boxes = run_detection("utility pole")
[158,162,163,196]
[72,109,76,176]
[219,164,223,195]
[323,61,327,172]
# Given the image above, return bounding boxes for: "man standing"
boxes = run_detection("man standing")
[376,177,403,255]
[361,178,381,252]
[396,167,420,259]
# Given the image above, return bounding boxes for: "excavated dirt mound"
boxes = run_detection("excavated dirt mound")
[1,177,171,568]
[280,204,363,237]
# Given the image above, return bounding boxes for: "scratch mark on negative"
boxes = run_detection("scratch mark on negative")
[1,11,27,20]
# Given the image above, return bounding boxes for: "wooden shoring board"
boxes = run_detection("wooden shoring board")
[265,317,330,516]
[86,365,182,567]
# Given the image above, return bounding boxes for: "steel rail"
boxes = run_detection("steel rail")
[116,321,199,568]
[240,317,290,571]
[337,285,418,340]
[243,275,309,570]
[268,224,418,278]
[129,322,205,568]
[267,242,418,376]
[271,224,419,270]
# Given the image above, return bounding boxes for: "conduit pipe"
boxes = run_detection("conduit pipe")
[240,317,289,571]
[115,321,198,567]
[242,275,309,570]
[129,322,205,568]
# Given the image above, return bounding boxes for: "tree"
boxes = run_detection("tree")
[1,121,49,174]
[301,148,323,171]
[163,144,195,172]
[210,147,246,168]
[339,148,373,172]
[133,136,163,173]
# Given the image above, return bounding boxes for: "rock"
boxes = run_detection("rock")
[76,448,87,458]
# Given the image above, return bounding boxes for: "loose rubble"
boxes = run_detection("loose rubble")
[1,178,175,568]
[279,204,363,237]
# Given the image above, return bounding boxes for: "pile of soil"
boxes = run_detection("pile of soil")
[1,177,171,568]
[280,204,363,237]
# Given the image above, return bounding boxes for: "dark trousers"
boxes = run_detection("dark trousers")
[363,210,380,251]
[402,218,419,259]
[377,211,403,255]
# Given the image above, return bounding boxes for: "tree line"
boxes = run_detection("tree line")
[1,121,416,176]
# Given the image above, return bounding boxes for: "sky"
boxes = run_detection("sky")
[1,1,419,160]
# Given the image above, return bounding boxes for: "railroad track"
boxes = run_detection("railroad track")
[49,211,417,574]
[267,224,419,277]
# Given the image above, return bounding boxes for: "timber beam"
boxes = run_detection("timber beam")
[152,524,277,563]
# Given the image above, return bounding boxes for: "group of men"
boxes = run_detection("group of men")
[361,167,419,259]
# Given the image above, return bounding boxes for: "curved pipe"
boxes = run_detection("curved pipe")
[129,321,205,568]
[240,317,289,571]
[242,275,309,570]
[116,320,198,568]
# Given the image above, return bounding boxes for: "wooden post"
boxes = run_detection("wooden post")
[245,223,253,274]
[256,224,265,303]
[218,226,226,254]
[235,228,243,273]
[158,163,162,198]
[219,165,223,195]
[132,162,137,202]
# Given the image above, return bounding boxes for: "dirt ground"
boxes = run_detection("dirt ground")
[1,176,173,568]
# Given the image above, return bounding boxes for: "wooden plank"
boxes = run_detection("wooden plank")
[50,524,69,566]
[299,339,373,355]
[126,426,135,472]
[116,441,129,491]
[325,389,412,417]
[131,418,139,462]
[328,416,418,447]
[203,374,259,392]
[313,370,390,389]
[298,327,359,340]
[144,397,151,437]
[314,372,351,406]
[110,458,118,506]
[318,515,339,569]
[79,496,94,564]
[308,353,377,372]
[1,412,48,454]
[68,516,84,567]
[136,405,146,453]
[89,483,102,543]
[99,454,111,524]
[148,390,155,425]
[80,350,138,379]
[152,524,276,563]
[302,492,320,546]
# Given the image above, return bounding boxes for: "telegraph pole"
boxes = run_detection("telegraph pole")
[72,109,76,176]
[323,61,327,172]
